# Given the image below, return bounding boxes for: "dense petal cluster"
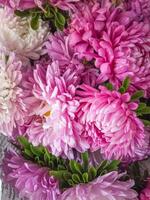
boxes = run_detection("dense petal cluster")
[77,85,149,161]
[59,171,138,200]
[0,51,26,136]
[21,61,88,158]
[69,2,150,95]
[2,150,60,200]
[0,8,49,63]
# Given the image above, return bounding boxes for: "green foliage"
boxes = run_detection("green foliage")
[136,102,150,126]
[15,3,68,31]
[131,90,144,101]
[18,136,120,189]
[105,82,114,91]
[119,77,130,93]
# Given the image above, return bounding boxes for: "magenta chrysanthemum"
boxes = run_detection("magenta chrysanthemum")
[69,2,150,95]
[21,61,88,158]
[59,171,138,200]
[77,84,149,161]
[2,150,60,200]
[0,51,27,136]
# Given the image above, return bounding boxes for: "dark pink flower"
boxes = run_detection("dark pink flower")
[77,84,150,161]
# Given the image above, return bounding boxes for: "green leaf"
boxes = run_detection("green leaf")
[82,172,89,183]
[72,174,81,184]
[30,144,42,156]
[122,77,130,91]
[81,152,89,172]
[63,172,72,181]
[97,160,109,175]
[88,166,97,181]
[142,119,150,126]
[119,86,125,94]
[31,13,40,30]
[18,136,30,149]
[105,160,120,171]
[105,82,114,91]
[119,77,130,93]
[24,149,33,158]
[69,160,82,174]
[50,170,67,180]
[67,179,74,186]
[140,107,150,115]
[15,10,30,18]
[131,90,144,101]
[55,12,65,26]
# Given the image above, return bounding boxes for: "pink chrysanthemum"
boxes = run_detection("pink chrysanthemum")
[20,61,88,158]
[69,2,150,95]
[46,31,84,76]
[0,51,27,136]
[140,178,150,200]
[59,171,138,200]
[77,84,149,161]
[46,31,99,87]
[2,150,60,200]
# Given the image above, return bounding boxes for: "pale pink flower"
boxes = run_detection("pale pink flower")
[21,61,88,158]
[0,51,27,136]
[77,84,149,161]
[2,150,60,200]
[59,171,138,200]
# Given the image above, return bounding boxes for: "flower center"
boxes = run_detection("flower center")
[44,110,51,118]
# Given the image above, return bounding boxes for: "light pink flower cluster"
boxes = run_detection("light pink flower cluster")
[2,150,60,200]
[0,51,27,136]
[77,84,149,161]
[59,171,138,200]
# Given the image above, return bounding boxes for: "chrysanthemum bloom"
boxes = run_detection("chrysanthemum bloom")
[0,8,49,63]
[77,84,149,161]
[2,150,60,200]
[0,51,27,137]
[69,2,150,95]
[21,61,88,158]
[46,31,84,76]
[140,178,150,200]
[46,31,99,87]
[59,171,138,200]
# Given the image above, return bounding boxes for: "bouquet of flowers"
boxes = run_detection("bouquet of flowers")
[0,0,150,199]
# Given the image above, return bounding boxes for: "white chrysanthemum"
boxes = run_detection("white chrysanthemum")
[0,8,49,62]
[0,51,26,136]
